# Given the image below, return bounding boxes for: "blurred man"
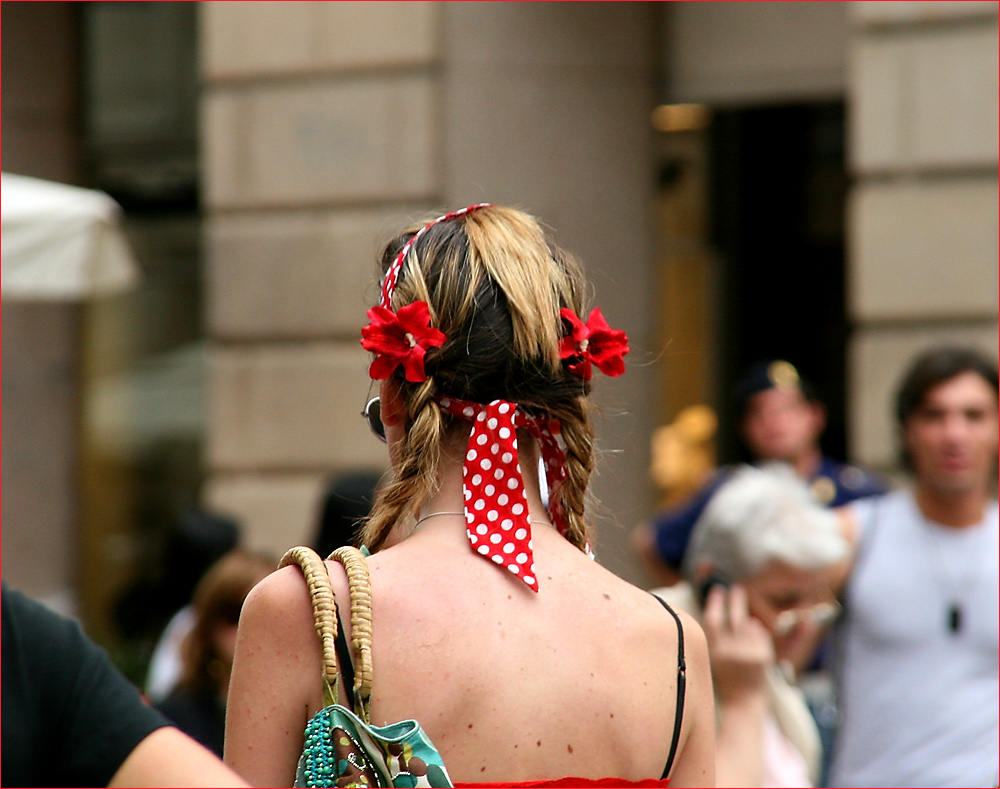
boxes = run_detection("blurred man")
[635,360,885,585]
[829,346,999,787]
[3,583,248,787]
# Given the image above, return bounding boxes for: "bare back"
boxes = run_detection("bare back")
[336,521,711,784]
[227,525,714,787]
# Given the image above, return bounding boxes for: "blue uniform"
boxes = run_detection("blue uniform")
[651,457,886,570]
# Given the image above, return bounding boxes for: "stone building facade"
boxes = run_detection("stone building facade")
[845,2,999,470]
[3,2,996,623]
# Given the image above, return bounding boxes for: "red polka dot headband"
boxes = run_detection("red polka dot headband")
[379,204,492,311]
[361,204,491,383]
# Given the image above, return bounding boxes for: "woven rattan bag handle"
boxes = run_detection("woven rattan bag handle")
[278,546,340,705]
[330,546,374,720]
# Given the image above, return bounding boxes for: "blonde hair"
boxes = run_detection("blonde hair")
[362,206,596,552]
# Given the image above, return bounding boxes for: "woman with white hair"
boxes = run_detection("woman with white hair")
[653,464,848,787]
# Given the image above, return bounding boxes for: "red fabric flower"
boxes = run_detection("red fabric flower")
[361,301,446,382]
[559,307,629,381]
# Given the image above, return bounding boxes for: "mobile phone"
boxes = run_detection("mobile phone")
[696,571,731,606]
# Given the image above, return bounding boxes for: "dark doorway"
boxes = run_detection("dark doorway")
[709,102,849,465]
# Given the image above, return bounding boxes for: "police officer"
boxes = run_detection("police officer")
[635,360,885,586]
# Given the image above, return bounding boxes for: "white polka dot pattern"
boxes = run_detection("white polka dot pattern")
[437,395,569,592]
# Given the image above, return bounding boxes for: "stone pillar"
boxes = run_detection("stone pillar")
[845,1,999,473]
[199,1,440,558]
[440,3,658,582]
[199,2,658,582]
[1,2,82,610]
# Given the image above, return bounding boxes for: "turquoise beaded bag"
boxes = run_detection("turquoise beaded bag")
[280,546,453,789]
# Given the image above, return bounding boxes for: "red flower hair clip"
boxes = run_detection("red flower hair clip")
[559,307,629,381]
[361,301,446,383]
[361,204,491,383]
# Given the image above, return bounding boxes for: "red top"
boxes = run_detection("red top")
[456,779,669,787]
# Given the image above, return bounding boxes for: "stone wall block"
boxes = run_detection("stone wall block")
[848,323,999,468]
[666,2,848,103]
[448,3,652,68]
[2,303,79,601]
[207,343,387,469]
[848,37,906,172]
[201,1,439,80]
[206,206,431,339]
[200,91,241,209]
[205,473,332,560]
[850,23,999,172]
[850,1,998,27]
[203,75,438,209]
[1,124,81,184]
[848,178,1000,321]
[910,25,999,168]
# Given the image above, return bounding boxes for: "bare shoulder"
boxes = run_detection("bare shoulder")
[242,563,310,619]
[227,562,330,785]
[631,578,708,667]
[584,566,714,780]
[593,561,691,627]
[594,572,711,708]
[660,604,714,787]
[237,561,337,658]
[640,586,711,703]
[675,605,709,671]
[643,584,705,652]
[242,555,351,619]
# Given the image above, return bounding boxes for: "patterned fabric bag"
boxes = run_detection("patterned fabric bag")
[280,546,453,788]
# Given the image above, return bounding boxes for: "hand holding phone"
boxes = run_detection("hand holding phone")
[701,579,773,704]
[696,571,731,607]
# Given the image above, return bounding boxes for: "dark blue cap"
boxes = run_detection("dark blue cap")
[732,360,816,416]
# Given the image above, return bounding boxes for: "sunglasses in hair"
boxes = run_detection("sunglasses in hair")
[362,396,386,442]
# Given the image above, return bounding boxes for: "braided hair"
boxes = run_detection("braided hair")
[361,206,597,553]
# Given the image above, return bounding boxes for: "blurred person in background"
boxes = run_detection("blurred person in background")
[652,465,848,787]
[312,470,382,558]
[155,551,273,758]
[828,346,999,787]
[635,360,885,587]
[140,510,241,703]
[3,583,248,787]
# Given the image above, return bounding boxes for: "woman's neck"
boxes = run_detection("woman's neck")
[414,442,549,530]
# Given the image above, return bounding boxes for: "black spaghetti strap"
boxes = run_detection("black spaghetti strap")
[332,599,356,712]
[651,593,687,780]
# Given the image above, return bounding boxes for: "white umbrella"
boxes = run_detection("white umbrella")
[1,172,139,300]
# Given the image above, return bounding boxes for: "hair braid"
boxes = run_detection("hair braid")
[553,395,595,551]
[360,379,443,551]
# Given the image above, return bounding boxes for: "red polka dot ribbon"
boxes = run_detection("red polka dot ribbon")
[436,396,568,592]
[379,204,492,310]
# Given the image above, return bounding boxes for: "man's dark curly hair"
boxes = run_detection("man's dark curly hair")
[895,346,998,427]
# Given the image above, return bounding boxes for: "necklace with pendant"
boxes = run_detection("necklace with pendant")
[920,513,987,635]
